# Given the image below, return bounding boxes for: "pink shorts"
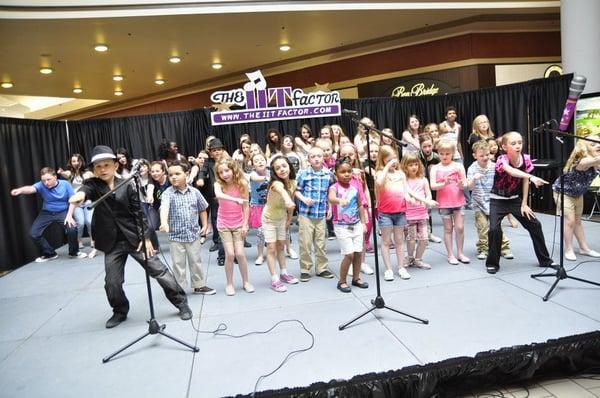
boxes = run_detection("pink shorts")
[249,205,264,229]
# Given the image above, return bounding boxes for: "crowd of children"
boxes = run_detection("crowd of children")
[14,109,600,318]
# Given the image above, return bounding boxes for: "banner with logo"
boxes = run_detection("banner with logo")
[210,70,341,126]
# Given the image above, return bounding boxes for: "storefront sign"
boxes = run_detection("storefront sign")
[210,70,341,125]
[391,82,441,97]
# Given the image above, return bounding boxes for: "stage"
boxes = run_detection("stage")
[0,211,599,397]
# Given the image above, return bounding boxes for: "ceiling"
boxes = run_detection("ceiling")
[0,1,560,119]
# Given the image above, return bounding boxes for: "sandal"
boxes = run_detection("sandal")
[351,279,369,289]
[337,282,351,293]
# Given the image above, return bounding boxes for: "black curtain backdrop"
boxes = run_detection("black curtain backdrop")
[0,118,70,271]
[0,74,572,271]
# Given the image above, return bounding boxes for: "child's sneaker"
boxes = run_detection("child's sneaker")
[280,273,299,284]
[384,269,394,281]
[477,252,487,260]
[413,259,431,269]
[398,267,411,279]
[361,263,374,275]
[254,256,264,265]
[69,251,88,259]
[225,285,235,296]
[243,282,255,293]
[502,251,514,259]
[270,280,287,292]
[286,248,299,259]
[35,253,59,263]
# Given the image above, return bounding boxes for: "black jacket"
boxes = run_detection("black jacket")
[80,177,150,252]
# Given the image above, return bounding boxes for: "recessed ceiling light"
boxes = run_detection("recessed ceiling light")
[113,75,124,81]
[94,44,108,52]
[211,63,223,70]
[279,44,291,52]
[155,79,165,85]
[73,87,83,94]
[114,90,123,96]
[169,56,181,63]
[1,82,14,88]
[40,67,53,75]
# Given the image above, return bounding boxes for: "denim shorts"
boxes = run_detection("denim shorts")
[377,211,407,228]
[438,206,464,217]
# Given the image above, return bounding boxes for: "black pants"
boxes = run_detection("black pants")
[209,199,225,260]
[104,240,187,316]
[486,198,553,269]
[30,209,79,256]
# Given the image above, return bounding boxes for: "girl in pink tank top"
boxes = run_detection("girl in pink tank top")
[375,145,413,281]
[430,140,469,265]
[215,158,252,296]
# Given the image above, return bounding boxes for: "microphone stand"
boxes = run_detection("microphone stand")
[339,113,429,330]
[90,172,199,363]
[530,127,600,301]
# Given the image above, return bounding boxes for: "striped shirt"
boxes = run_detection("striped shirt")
[467,161,496,215]
[296,166,333,219]
[162,185,209,243]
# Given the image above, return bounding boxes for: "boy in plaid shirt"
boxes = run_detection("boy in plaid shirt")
[160,161,216,295]
[295,146,334,282]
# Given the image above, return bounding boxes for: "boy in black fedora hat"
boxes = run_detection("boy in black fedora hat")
[69,145,192,328]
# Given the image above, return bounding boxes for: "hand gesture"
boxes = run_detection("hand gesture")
[303,197,314,207]
[235,197,248,205]
[159,224,169,233]
[64,215,77,228]
[521,204,536,220]
[530,176,549,188]
[137,239,155,259]
[10,188,20,196]
[338,198,348,207]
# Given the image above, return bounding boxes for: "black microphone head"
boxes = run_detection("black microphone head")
[569,75,587,99]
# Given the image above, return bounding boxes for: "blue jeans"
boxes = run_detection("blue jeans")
[103,240,187,316]
[30,209,79,256]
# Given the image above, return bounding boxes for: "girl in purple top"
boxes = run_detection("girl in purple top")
[551,135,600,261]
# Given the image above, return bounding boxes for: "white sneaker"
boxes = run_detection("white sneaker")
[361,263,374,275]
[243,282,255,293]
[88,248,98,258]
[254,256,264,265]
[429,234,442,243]
[69,252,88,259]
[502,252,514,259]
[565,252,577,261]
[580,249,600,258]
[225,285,235,296]
[398,267,411,279]
[286,248,299,260]
[35,253,59,263]
[384,269,394,281]
[477,252,487,260]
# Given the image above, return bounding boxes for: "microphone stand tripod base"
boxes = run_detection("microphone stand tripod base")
[338,295,429,331]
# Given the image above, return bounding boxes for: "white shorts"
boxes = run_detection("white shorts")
[334,223,364,255]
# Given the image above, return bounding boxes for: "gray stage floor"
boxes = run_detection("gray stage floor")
[1,211,599,398]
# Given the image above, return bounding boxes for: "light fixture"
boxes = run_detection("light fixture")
[114,90,123,96]
[279,44,291,52]
[169,56,181,63]
[211,63,222,70]
[113,75,124,81]
[73,87,83,94]
[154,79,165,85]
[94,44,108,52]
[40,67,53,75]
[1,82,14,88]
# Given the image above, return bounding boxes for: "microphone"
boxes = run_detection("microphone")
[559,75,586,132]
[342,109,358,115]
[533,119,557,133]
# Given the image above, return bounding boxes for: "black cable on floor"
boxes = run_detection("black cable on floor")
[190,318,315,396]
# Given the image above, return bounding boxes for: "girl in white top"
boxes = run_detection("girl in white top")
[294,124,314,159]
[353,117,380,160]
[401,115,422,156]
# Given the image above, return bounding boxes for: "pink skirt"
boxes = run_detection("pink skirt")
[249,205,264,229]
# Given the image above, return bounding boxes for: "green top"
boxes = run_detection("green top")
[262,180,296,222]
